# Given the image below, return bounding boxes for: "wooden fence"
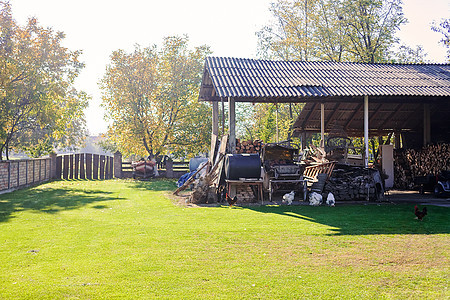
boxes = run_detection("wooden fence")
[1,151,193,193]
[56,153,114,180]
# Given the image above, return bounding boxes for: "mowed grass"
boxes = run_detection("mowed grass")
[0,179,448,299]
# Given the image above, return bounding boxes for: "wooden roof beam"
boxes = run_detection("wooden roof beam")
[344,103,363,130]
[379,103,405,129]
[299,103,318,130]
[369,103,384,123]
[325,102,342,129]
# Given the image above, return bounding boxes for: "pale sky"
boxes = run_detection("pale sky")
[11,0,450,135]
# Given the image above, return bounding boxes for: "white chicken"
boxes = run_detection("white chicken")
[326,192,335,206]
[282,191,295,205]
[309,192,323,206]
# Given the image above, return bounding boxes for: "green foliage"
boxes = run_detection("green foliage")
[0,2,88,160]
[257,0,406,63]
[237,102,304,144]
[431,18,450,62]
[100,36,211,159]
[389,44,429,63]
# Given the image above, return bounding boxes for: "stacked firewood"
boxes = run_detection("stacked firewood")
[235,139,263,154]
[323,167,382,201]
[235,186,258,203]
[394,143,450,189]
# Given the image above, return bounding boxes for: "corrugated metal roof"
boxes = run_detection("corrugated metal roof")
[198,57,450,101]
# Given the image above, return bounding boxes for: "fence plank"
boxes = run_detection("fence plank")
[69,154,74,179]
[74,154,80,179]
[63,156,69,179]
[105,156,110,179]
[56,156,62,179]
[109,157,114,179]
[80,153,85,179]
[99,155,105,180]
[85,154,92,179]
[93,154,99,180]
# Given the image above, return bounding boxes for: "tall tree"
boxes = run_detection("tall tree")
[432,18,450,62]
[257,0,406,63]
[0,2,88,160]
[254,0,406,144]
[100,36,211,158]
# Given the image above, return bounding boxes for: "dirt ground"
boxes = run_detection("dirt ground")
[170,189,450,208]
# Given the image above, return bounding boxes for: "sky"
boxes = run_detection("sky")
[10,0,450,136]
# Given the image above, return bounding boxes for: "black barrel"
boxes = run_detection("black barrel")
[224,154,261,180]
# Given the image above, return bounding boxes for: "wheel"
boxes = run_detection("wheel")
[434,184,444,198]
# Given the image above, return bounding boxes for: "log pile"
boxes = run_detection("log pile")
[303,144,329,164]
[235,139,263,154]
[235,186,258,203]
[323,166,382,201]
[394,143,450,189]
[189,174,217,204]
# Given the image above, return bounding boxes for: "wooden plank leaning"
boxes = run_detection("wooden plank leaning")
[173,160,210,196]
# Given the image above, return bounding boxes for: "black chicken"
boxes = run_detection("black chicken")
[414,205,427,220]
[226,193,238,207]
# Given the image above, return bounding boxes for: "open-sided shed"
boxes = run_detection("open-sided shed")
[198,57,450,166]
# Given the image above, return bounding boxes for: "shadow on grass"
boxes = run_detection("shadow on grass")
[0,185,125,223]
[243,204,450,235]
[127,178,177,191]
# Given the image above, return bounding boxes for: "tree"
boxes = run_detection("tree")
[0,2,88,160]
[431,18,450,62]
[100,36,211,159]
[254,0,406,144]
[389,44,428,63]
[257,0,406,63]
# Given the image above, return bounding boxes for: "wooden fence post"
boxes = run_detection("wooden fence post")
[50,153,57,179]
[74,154,80,179]
[166,159,174,178]
[56,156,62,179]
[114,151,122,178]
[93,154,99,179]
[99,155,105,180]
[109,157,114,179]
[85,154,92,179]
[63,155,69,179]
[69,154,74,179]
[80,153,85,179]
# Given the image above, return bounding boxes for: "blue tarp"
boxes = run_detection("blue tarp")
[177,171,196,188]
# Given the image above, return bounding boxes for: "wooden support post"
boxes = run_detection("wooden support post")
[228,97,236,153]
[221,97,225,136]
[364,95,369,168]
[394,132,401,149]
[212,101,219,136]
[423,103,430,146]
[320,102,325,148]
[276,103,279,143]
[301,132,307,151]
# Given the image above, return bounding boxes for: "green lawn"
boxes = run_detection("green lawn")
[0,179,448,299]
